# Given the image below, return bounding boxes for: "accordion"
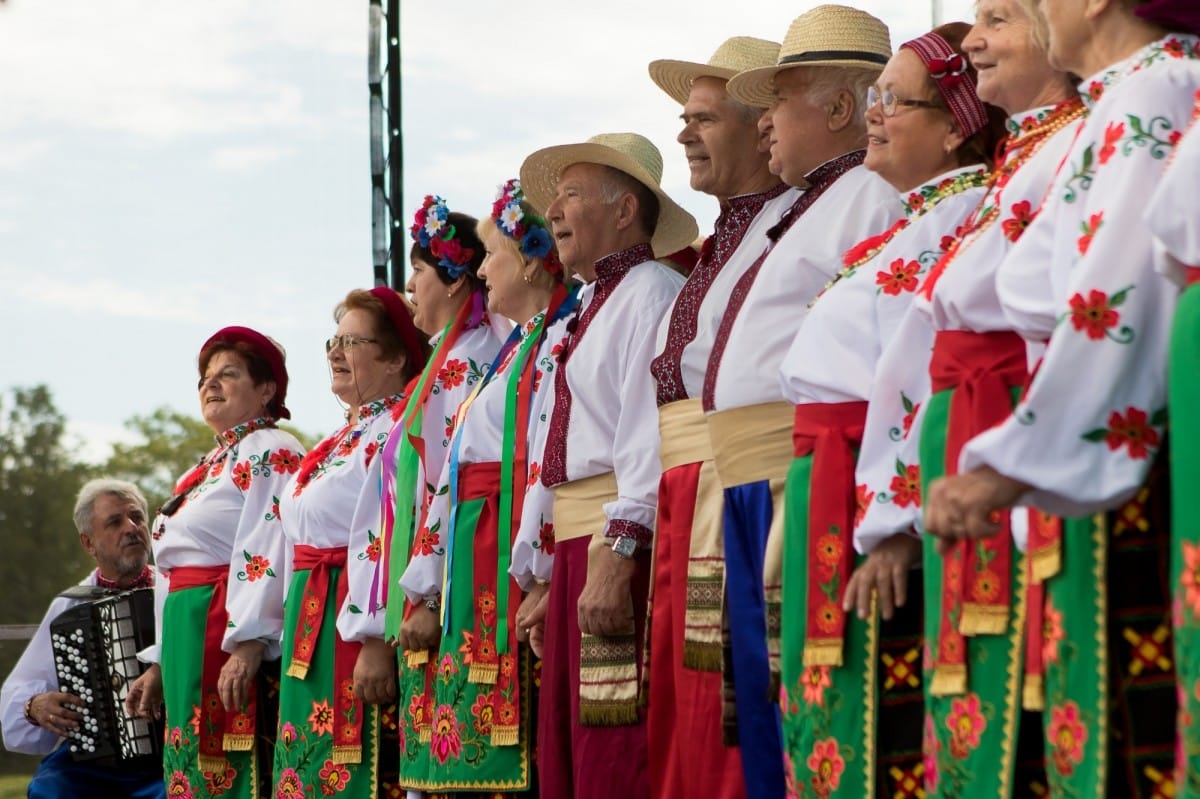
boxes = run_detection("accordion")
[49,586,163,769]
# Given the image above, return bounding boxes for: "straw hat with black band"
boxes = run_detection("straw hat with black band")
[648,36,781,107]
[519,132,700,259]
[726,4,892,109]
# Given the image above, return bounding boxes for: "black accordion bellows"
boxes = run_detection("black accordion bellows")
[50,587,163,769]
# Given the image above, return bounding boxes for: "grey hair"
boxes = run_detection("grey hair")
[595,165,659,238]
[1009,0,1051,52]
[73,478,148,536]
[729,95,765,126]
[804,65,882,135]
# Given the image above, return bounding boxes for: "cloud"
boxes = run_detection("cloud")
[209,143,296,171]
[0,1,361,140]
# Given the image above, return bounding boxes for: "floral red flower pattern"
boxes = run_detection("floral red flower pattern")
[1067,289,1119,339]
[806,737,846,797]
[1182,542,1200,620]
[889,462,922,508]
[1047,701,1087,776]
[1096,406,1160,459]
[438,359,468,389]
[308,699,335,736]
[231,461,252,491]
[1098,122,1124,165]
[430,704,462,764]
[538,522,555,555]
[317,759,350,796]
[269,448,301,473]
[946,692,987,758]
[414,522,441,556]
[1076,212,1104,255]
[876,258,921,295]
[1001,200,1034,242]
[854,484,875,527]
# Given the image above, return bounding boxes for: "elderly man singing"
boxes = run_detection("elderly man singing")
[1,478,165,799]
[517,132,696,799]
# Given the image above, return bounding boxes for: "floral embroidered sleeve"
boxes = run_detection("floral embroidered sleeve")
[962,66,1200,515]
[222,428,304,656]
[854,307,935,552]
[337,424,392,642]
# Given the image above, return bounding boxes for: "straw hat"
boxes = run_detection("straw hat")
[648,36,781,106]
[519,132,700,259]
[727,5,891,108]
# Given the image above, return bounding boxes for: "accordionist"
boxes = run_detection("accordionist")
[0,479,166,799]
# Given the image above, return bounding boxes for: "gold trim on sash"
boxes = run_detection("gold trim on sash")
[707,402,794,487]
[658,399,712,472]
[552,472,619,542]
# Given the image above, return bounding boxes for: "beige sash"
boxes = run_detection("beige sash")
[552,471,618,542]
[707,401,794,487]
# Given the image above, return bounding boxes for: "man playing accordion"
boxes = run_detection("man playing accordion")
[0,478,165,799]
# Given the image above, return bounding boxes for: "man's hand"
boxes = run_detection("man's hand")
[577,543,637,637]
[842,533,922,621]
[26,691,85,738]
[924,466,1030,553]
[399,604,442,653]
[516,583,550,657]
[353,638,397,705]
[125,663,163,720]
[218,640,265,712]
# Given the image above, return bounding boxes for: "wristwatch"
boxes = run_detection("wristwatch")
[424,594,441,613]
[611,535,638,560]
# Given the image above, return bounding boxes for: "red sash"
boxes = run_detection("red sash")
[1187,266,1200,287]
[794,401,868,667]
[167,565,256,765]
[287,545,364,762]
[927,330,1026,695]
[458,462,524,745]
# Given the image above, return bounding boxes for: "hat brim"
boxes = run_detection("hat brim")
[520,142,700,260]
[648,59,739,106]
[727,57,889,108]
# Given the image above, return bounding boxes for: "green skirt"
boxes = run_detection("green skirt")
[920,387,1046,798]
[779,452,924,798]
[396,488,537,794]
[162,584,277,799]
[273,566,400,799]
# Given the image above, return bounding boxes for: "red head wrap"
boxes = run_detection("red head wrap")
[901,32,988,139]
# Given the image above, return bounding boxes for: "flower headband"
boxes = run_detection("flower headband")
[410,195,476,279]
[901,32,988,139]
[490,178,563,277]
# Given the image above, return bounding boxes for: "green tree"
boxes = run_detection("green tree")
[0,385,93,624]
[103,408,216,513]
[0,385,92,775]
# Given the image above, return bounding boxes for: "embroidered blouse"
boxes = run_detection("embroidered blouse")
[399,309,572,600]
[961,35,1200,516]
[150,419,304,660]
[853,109,1084,553]
[711,162,901,412]
[267,395,401,643]
[782,166,989,407]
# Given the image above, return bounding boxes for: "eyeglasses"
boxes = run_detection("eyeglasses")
[325,335,379,353]
[866,86,943,117]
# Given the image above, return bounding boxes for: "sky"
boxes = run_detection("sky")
[0,0,975,460]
